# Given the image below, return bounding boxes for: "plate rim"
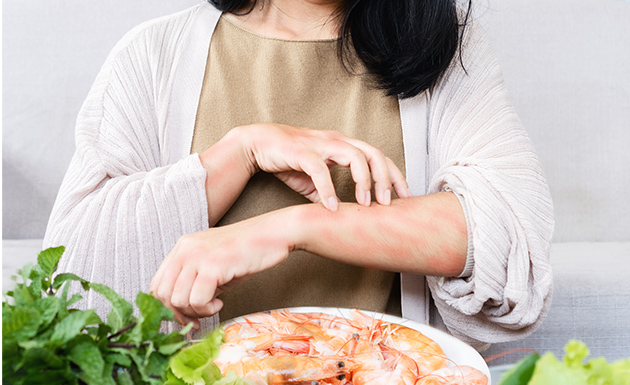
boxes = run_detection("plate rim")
[223,306,491,381]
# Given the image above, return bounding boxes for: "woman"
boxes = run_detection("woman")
[44,0,554,350]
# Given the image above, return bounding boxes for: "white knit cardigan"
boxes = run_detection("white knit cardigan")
[44,3,554,350]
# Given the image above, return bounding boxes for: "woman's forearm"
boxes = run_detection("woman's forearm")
[289,192,468,277]
[198,127,257,227]
[198,123,412,227]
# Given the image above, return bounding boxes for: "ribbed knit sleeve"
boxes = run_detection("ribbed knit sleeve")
[43,8,211,324]
[424,21,555,349]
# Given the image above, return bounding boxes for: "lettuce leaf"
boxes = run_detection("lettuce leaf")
[527,340,630,385]
[167,327,225,385]
[214,371,253,385]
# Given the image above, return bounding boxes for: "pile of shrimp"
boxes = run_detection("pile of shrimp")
[213,309,487,385]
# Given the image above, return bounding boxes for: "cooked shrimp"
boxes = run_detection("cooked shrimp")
[224,312,293,341]
[381,323,447,375]
[346,310,447,376]
[215,332,313,372]
[416,365,488,385]
[216,310,484,385]
[221,355,353,385]
[287,319,359,356]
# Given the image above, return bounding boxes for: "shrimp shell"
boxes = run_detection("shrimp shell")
[215,309,487,385]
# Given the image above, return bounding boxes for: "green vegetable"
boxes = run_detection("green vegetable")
[498,340,630,385]
[498,352,540,385]
[2,246,192,385]
[165,327,255,385]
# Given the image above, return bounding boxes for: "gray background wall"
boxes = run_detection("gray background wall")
[3,0,201,239]
[3,0,629,241]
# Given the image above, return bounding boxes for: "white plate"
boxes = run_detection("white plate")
[225,306,491,382]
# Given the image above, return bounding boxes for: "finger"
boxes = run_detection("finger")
[189,273,222,318]
[386,157,413,199]
[297,152,339,211]
[274,171,320,203]
[343,138,393,205]
[172,308,201,332]
[323,143,372,207]
[170,267,198,312]
[150,237,185,293]
[153,262,182,310]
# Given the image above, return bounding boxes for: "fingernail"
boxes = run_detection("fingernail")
[384,189,391,205]
[364,191,371,206]
[407,188,413,198]
[328,196,338,212]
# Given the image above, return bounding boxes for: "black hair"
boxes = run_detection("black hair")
[207,0,472,99]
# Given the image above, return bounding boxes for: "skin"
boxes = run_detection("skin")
[150,0,468,330]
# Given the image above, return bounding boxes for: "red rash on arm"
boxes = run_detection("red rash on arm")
[289,191,468,277]
[199,128,256,227]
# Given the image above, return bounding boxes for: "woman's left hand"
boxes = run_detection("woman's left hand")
[149,210,295,330]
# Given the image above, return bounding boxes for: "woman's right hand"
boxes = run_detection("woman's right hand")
[234,123,411,210]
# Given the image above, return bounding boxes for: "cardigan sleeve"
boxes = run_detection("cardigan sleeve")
[43,13,211,324]
[424,21,555,349]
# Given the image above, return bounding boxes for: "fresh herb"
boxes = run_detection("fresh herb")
[2,246,193,385]
[498,340,630,385]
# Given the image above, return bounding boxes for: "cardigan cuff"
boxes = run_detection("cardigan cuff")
[451,189,475,278]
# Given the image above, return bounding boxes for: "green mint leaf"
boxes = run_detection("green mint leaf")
[37,246,65,278]
[180,322,194,336]
[145,351,170,383]
[28,265,45,299]
[52,273,90,291]
[16,346,64,371]
[3,338,20,375]
[105,352,133,368]
[129,349,163,385]
[48,309,96,347]
[152,330,191,349]
[67,293,84,307]
[2,307,42,341]
[85,310,104,326]
[18,338,48,350]
[33,296,60,329]
[4,248,191,385]
[124,321,144,348]
[89,283,134,332]
[97,323,113,339]
[19,263,34,284]
[56,281,73,319]
[16,365,77,385]
[14,285,36,306]
[115,370,135,385]
[69,341,116,385]
[135,292,174,341]
[158,341,190,356]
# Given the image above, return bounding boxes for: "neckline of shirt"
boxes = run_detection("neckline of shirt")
[220,13,340,44]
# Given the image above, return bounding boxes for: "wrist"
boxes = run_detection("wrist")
[286,202,331,253]
[230,125,258,177]
[197,127,259,225]
[198,126,257,179]
[250,205,306,262]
